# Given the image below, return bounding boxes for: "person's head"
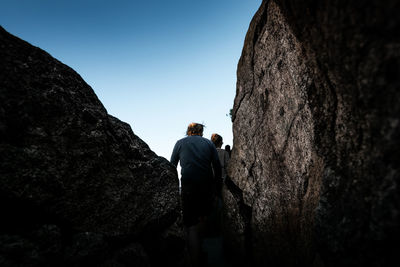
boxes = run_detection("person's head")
[211,133,223,148]
[225,145,231,152]
[186,122,204,136]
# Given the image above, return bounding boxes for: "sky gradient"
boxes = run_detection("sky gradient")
[1,0,261,160]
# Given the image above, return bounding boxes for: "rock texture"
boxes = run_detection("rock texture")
[0,26,184,266]
[226,0,400,266]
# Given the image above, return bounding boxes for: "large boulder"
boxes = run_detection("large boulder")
[225,0,400,266]
[0,26,184,266]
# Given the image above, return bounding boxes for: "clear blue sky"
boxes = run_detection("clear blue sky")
[1,0,261,160]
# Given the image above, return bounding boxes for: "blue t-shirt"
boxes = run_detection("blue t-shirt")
[170,135,221,189]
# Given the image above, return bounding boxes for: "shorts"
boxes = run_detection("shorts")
[181,187,214,227]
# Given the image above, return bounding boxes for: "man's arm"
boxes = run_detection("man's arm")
[170,141,180,167]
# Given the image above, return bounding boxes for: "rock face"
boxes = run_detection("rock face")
[0,27,184,266]
[226,0,400,266]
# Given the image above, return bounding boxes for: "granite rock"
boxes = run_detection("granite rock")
[0,26,183,266]
[226,0,400,266]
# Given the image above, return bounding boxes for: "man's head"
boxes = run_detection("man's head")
[211,133,223,148]
[186,122,204,136]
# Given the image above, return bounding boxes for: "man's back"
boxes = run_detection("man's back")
[171,135,218,180]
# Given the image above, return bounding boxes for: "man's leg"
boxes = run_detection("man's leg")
[186,223,201,267]
[187,216,210,267]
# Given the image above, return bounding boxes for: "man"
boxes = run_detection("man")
[224,144,231,157]
[211,133,230,182]
[170,123,222,267]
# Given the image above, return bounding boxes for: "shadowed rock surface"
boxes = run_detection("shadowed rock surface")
[225,0,400,266]
[0,26,184,267]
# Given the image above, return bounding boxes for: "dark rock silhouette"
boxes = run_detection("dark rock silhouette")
[225,0,400,266]
[0,26,184,266]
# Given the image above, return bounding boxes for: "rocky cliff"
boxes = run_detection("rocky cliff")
[0,26,183,267]
[225,0,400,266]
